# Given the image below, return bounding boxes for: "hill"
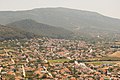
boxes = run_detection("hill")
[0,24,35,40]
[7,19,73,39]
[0,7,120,31]
[0,7,120,39]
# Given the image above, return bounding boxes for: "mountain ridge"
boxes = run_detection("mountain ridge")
[7,19,73,39]
[1,7,120,20]
[0,7,120,40]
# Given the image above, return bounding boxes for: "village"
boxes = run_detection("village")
[0,37,120,80]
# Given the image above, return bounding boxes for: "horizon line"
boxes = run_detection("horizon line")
[0,7,119,19]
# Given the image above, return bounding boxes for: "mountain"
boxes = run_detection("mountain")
[0,7,120,31]
[0,24,35,40]
[7,19,73,39]
[0,7,120,39]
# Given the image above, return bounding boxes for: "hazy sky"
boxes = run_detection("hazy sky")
[0,0,120,19]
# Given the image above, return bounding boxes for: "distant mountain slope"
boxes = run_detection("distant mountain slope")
[0,24,35,40]
[0,7,120,40]
[0,7,120,33]
[7,19,73,38]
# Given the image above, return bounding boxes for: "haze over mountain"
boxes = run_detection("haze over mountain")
[0,7,120,31]
[0,7,120,39]
[7,19,73,39]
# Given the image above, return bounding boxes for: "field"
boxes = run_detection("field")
[48,59,70,63]
[85,61,120,65]
[108,51,120,58]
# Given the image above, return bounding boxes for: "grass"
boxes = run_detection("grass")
[0,50,4,53]
[100,57,120,61]
[48,59,70,63]
[86,56,120,66]
[88,56,120,61]
[85,61,119,65]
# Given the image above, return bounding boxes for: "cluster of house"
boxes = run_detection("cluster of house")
[0,38,120,80]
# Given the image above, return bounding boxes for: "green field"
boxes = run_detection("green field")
[0,50,4,53]
[48,59,70,63]
[85,61,120,65]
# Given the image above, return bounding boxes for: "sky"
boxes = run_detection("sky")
[0,0,120,19]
